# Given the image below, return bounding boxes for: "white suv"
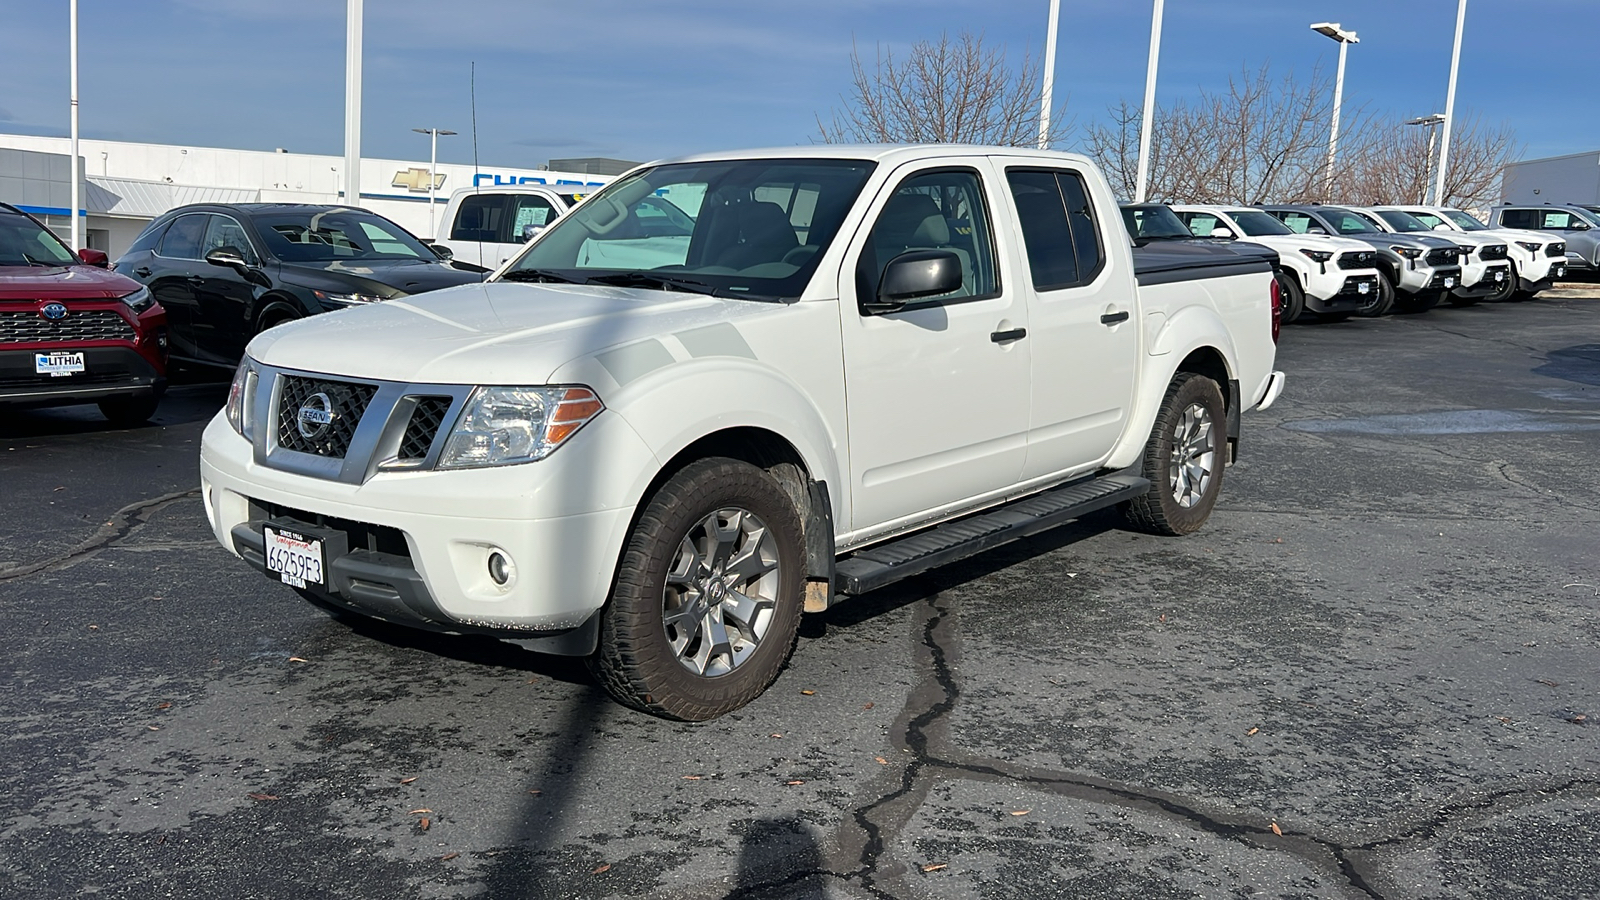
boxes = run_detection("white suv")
[1355,207,1512,305]
[1172,205,1382,322]
[1389,206,1566,299]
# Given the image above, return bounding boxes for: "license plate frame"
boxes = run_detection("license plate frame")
[264,525,326,588]
[35,351,85,377]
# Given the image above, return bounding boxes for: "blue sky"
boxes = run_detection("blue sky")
[0,0,1592,168]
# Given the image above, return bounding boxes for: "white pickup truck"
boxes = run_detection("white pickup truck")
[432,183,602,271]
[200,146,1285,720]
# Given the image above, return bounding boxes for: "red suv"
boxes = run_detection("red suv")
[0,204,168,424]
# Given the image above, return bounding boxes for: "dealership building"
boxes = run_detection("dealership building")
[1500,150,1600,206]
[0,133,623,257]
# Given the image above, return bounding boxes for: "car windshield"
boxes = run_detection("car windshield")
[500,158,876,300]
[1441,209,1489,231]
[1572,207,1600,227]
[1375,210,1431,233]
[1228,210,1293,237]
[0,212,77,267]
[1321,210,1380,235]
[1120,204,1193,243]
[254,209,433,262]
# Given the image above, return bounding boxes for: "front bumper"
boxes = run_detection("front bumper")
[1393,262,1460,293]
[0,345,165,407]
[200,406,657,643]
[1306,274,1379,313]
[1453,262,1512,297]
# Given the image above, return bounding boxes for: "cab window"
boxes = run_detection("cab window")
[857,168,998,305]
[201,215,259,265]
[1006,168,1104,291]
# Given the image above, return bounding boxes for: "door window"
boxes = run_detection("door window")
[1006,168,1104,290]
[1273,211,1315,234]
[201,215,259,265]
[158,213,209,259]
[858,169,998,305]
[1542,210,1589,229]
[1178,212,1221,236]
[1498,209,1537,229]
[508,195,558,243]
[451,194,505,242]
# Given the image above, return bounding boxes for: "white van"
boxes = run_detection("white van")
[434,184,600,270]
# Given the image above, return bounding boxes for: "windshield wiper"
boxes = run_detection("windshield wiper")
[584,272,720,296]
[499,268,582,284]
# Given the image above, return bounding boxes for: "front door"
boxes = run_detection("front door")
[145,213,210,362]
[838,161,1030,534]
[193,214,265,364]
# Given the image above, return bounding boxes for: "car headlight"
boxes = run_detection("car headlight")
[225,358,255,435]
[120,286,154,313]
[1298,249,1333,262]
[313,290,389,308]
[438,386,603,468]
[1515,241,1541,253]
[1391,246,1422,259]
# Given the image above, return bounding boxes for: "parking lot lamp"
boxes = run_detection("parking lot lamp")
[343,0,363,205]
[412,128,456,235]
[1311,22,1359,200]
[1434,0,1468,207]
[1038,0,1061,150]
[1406,114,1446,204]
[69,0,81,252]
[1134,0,1165,203]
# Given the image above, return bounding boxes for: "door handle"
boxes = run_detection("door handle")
[990,327,1027,343]
[184,275,206,285]
[133,266,152,278]
[1100,311,1130,326]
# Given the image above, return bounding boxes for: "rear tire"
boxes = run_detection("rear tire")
[1356,272,1396,317]
[98,394,160,426]
[590,457,805,721]
[1275,270,1305,324]
[1124,373,1227,537]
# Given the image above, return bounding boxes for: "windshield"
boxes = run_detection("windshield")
[500,158,876,300]
[1120,204,1193,243]
[1228,210,1293,237]
[0,212,77,267]
[254,209,434,262]
[1375,209,1431,233]
[1573,207,1600,227]
[1440,209,1488,231]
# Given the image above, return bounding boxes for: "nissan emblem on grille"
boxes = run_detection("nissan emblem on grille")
[296,392,335,439]
[41,303,68,320]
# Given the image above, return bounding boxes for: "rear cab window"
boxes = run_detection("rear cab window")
[1005,168,1105,290]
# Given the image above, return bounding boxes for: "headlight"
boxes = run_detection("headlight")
[1298,249,1333,262]
[120,286,154,313]
[225,358,253,435]
[313,290,388,308]
[438,386,603,468]
[1391,246,1422,259]
[1515,241,1541,253]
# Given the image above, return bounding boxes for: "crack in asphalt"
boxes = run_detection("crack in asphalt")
[825,580,1600,899]
[0,488,201,583]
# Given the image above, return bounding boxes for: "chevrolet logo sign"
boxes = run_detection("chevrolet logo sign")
[392,168,446,192]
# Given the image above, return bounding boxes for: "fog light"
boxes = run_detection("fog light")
[487,551,514,586]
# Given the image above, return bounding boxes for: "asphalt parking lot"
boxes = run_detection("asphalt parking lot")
[3,291,1598,900]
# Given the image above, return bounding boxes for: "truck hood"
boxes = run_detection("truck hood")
[247,281,781,385]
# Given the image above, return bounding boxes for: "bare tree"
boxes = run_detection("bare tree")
[1341,114,1521,209]
[817,31,1067,146]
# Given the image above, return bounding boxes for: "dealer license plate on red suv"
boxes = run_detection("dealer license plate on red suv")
[35,352,85,377]
[264,526,326,588]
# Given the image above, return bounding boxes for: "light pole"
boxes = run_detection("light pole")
[69,0,81,251]
[1406,114,1446,205]
[1134,0,1165,203]
[343,0,363,205]
[1311,22,1359,201]
[1434,0,1468,207]
[412,128,456,235]
[1038,0,1061,150]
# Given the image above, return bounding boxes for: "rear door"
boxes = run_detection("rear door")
[1001,166,1137,480]
[838,160,1030,533]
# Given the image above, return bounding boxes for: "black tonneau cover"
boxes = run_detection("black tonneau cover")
[1132,241,1277,287]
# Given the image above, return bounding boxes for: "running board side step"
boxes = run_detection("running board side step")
[834,473,1150,595]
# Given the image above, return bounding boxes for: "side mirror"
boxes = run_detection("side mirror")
[865,249,963,315]
[428,243,454,261]
[77,248,109,268]
[1211,226,1235,239]
[205,247,249,270]
[1308,225,1328,235]
[519,223,545,243]
[1432,223,1452,231]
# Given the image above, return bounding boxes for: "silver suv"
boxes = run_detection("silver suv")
[1489,205,1599,274]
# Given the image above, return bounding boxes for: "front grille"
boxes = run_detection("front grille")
[1336,251,1375,269]
[1336,275,1379,296]
[0,309,134,344]
[275,375,378,459]
[1425,248,1459,266]
[398,396,452,461]
[1478,244,1508,261]
[1547,242,1566,257]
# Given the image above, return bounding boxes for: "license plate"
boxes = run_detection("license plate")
[1494,270,1505,282]
[1444,277,1456,288]
[1555,266,1566,278]
[1358,282,1371,294]
[264,526,325,588]
[35,351,84,377]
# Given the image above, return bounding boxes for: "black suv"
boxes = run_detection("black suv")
[113,204,483,370]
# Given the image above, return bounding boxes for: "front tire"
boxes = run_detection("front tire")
[1356,272,1396,317]
[1124,373,1227,537]
[591,458,805,721]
